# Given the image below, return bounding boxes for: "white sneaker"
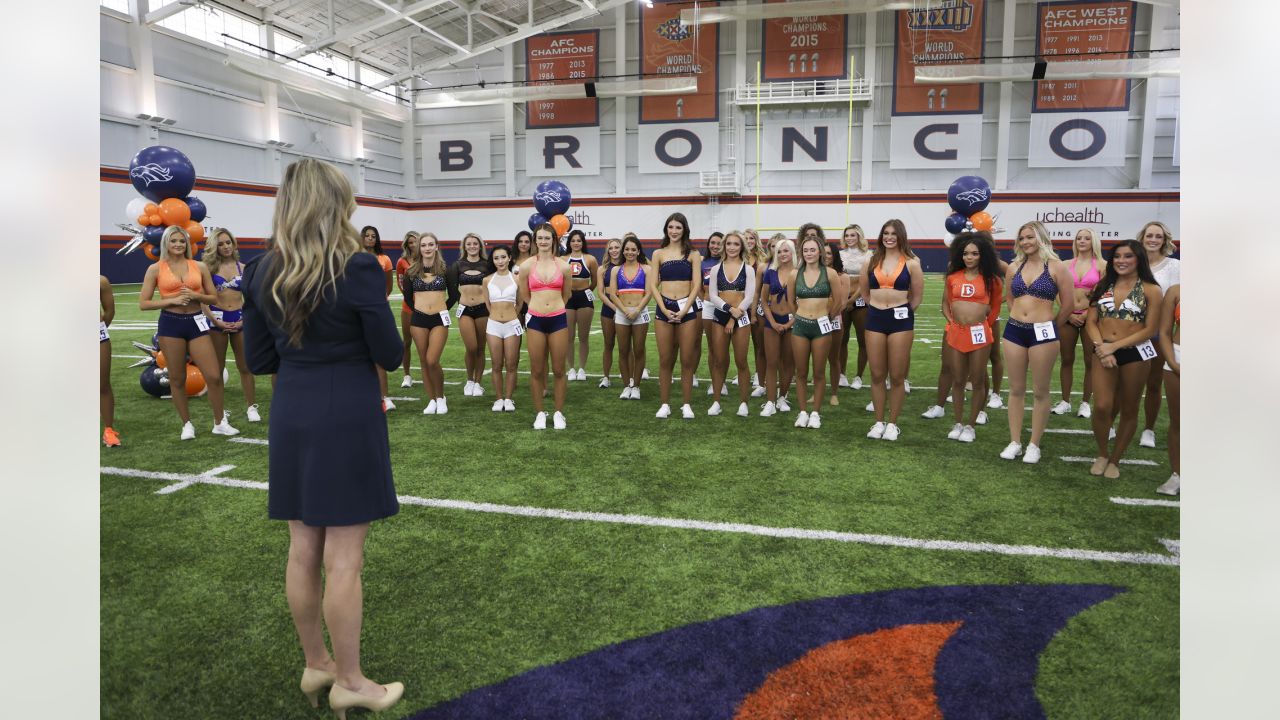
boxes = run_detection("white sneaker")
[424,399,437,415]
[436,397,448,415]
[690,376,699,387]
[503,398,515,412]
[947,423,963,440]
[492,399,504,412]
[463,380,474,396]
[958,425,976,443]
[865,401,875,412]
[976,411,988,425]
[707,401,722,416]
[1023,443,1042,464]
[533,412,547,430]
[777,396,791,412]
[867,421,886,439]
[1140,429,1156,448]
[656,404,671,419]
[1109,426,1117,440]
[737,402,750,417]
[642,368,650,380]
[212,419,240,436]
[1156,473,1180,496]
[921,405,945,419]
[400,375,414,388]
[681,404,695,419]
[750,385,767,397]
[885,379,891,390]
[630,386,641,400]
[987,392,1004,409]
[882,423,901,441]
[794,411,810,428]
[599,376,611,388]
[472,381,483,396]
[838,374,850,388]
[621,386,633,400]
[760,401,777,417]
[707,382,715,395]
[904,380,911,393]
[553,411,567,430]
[382,398,396,412]
[246,404,262,422]
[1051,400,1072,415]
[807,411,821,429]
[579,368,589,381]
[851,376,864,390]
[1077,401,1092,418]
[180,421,196,440]
[999,441,1023,460]
[732,376,740,386]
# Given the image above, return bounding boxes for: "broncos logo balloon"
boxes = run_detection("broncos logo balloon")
[947,176,992,216]
[129,146,196,203]
[533,180,572,218]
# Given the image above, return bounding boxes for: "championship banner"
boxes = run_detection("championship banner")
[525,30,599,129]
[1028,1,1136,167]
[889,0,985,169]
[637,123,720,174]
[525,128,601,177]
[761,0,848,81]
[421,131,490,180]
[640,1,720,123]
[762,117,849,171]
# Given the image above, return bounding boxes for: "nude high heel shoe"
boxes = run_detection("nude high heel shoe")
[329,681,405,720]
[300,668,336,708]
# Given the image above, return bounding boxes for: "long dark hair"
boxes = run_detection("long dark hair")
[561,228,588,256]
[620,236,648,265]
[705,231,724,258]
[948,231,1001,300]
[869,218,914,272]
[360,225,384,255]
[660,212,691,257]
[1090,239,1158,304]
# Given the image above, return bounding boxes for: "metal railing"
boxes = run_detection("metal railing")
[699,171,740,195]
[733,77,873,105]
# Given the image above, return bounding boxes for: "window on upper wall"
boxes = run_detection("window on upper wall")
[273,32,354,87]
[358,64,399,104]
[152,1,263,56]
[100,0,129,13]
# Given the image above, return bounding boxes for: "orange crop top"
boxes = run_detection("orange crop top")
[157,259,203,298]
[527,259,565,293]
[946,270,1003,326]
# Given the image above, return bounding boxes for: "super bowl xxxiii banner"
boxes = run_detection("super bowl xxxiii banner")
[638,0,720,173]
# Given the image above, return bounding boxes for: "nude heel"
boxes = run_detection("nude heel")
[329,681,405,720]
[300,667,336,708]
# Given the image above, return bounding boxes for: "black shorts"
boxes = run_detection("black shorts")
[1113,346,1149,366]
[527,312,568,334]
[866,305,914,335]
[460,304,489,319]
[157,310,210,341]
[566,289,594,310]
[411,311,446,330]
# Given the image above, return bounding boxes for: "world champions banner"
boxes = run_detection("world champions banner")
[889,0,986,169]
[761,0,848,81]
[1028,1,1137,167]
[639,0,720,123]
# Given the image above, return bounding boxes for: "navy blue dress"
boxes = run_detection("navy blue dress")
[242,252,404,526]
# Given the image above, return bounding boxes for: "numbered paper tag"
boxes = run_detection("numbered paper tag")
[193,314,210,332]
[756,304,765,317]
[736,313,751,328]
[854,296,867,308]
[695,297,704,311]
[969,323,988,345]
[831,316,842,331]
[639,309,651,324]
[893,306,909,320]
[455,305,465,318]
[585,289,596,303]
[210,310,224,322]
[1032,320,1056,341]
[817,316,834,335]
[513,322,525,337]
[1135,340,1157,360]
[524,312,532,325]
[441,311,452,327]
[99,321,109,342]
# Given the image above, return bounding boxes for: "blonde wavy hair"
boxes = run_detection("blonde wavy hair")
[161,225,193,259]
[201,227,239,273]
[769,238,796,271]
[460,232,488,261]
[1137,221,1177,257]
[410,232,446,277]
[842,224,868,252]
[1072,227,1103,263]
[266,158,362,347]
[402,230,421,259]
[1013,220,1057,265]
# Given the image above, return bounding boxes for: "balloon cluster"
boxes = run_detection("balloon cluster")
[117,146,208,260]
[943,175,994,245]
[130,336,207,398]
[527,180,574,241]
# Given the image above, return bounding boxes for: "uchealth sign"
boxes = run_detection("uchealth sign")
[525,128,601,177]
[637,123,720,174]
[422,131,491,180]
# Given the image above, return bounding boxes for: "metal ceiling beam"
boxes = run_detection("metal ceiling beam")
[286,0,456,58]
[680,0,913,25]
[144,1,191,25]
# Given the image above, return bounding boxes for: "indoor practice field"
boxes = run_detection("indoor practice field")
[100,276,1179,719]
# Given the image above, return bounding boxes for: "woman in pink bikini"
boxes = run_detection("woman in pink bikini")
[517,223,573,430]
[1054,228,1106,419]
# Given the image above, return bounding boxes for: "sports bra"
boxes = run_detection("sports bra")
[1011,260,1058,301]
[408,274,446,292]
[157,259,203,298]
[658,256,693,282]
[1070,256,1101,290]
[211,262,243,292]
[840,247,872,275]
[453,257,490,286]
[488,273,517,304]
[716,263,747,293]
[601,263,616,288]
[946,270,1000,306]
[701,257,719,287]
[616,264,647,294]
[869,258,911,291]
[1096,280,1148,323]
[528,259,565,293]
[762,267,788,299]
[795,265,831,300]
[568,255,593,282]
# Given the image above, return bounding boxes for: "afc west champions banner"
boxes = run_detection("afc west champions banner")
[1028,1,1137,167]
[639,0,720,174]
[889,0,986,169]
[761,0,848,81]
[525,30,601,176]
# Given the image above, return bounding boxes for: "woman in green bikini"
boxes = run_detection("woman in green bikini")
[786,236,839,429]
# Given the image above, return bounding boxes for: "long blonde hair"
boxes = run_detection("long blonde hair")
[409,232,446,277]
[201,227,239,273]
[1072,227,1103,263]
[769,238,796,271]
[1137,221,1177,257]
[842,224,868,252]
[161,225,193,259]
[1013,220,1057,265]
[266,158,362,347]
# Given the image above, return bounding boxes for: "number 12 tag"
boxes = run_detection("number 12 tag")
[969,324,987,345]
[1033,320,1056,341]
[1135,340,1157,360]
[817,316,834,335]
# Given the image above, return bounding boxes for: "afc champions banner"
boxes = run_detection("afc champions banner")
[1029,1,1137,167]
[761,0,848,81]
[890,0,986,169]
[525,30,601,177]
[638,0,720,174]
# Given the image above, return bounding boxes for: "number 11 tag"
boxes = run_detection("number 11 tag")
[513,322,525,337]
[817,316,834,335]
[193,314,210,332]
[969,324,987,345]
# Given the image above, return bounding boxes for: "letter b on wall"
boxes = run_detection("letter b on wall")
[423,132,491,179]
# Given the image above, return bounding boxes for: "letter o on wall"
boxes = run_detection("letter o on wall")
[654,129,703,167]
[1049,119,1106,161]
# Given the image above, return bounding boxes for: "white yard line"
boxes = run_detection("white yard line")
[1060,456,1159,466]
[228,437,269,446]
[1111,497,1180,508]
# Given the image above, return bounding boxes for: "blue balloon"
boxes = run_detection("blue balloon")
[183,195,207,223]
[129,145,196,202]
[139,366,168,398]
[944,213,968,234]
[143,225,165,246]
[947,175,991,215]
[533,180,571,217]
[528,213,549,232]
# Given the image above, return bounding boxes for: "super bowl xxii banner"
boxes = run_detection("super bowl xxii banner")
[525,30,601,177]
[761,0,848,82]
[1028,1,1137,167]
[638,0,720,174]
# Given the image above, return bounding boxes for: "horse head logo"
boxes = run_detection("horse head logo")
[955,187,990,208]
[130,163,173,186]
[534,190,564,205]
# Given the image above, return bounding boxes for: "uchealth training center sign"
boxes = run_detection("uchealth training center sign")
[890,0,985,169]
[1029,1,1137,167]
[638,0,720,174]
[761,0,848,82]
[525,30,601,177]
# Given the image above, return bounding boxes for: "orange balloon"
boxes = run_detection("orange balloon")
[144,203,160,216]
[137,214,151,226]
[549,214,571,238]
[184,221,205,244]
[143,244,159,261]
[970,211,994,232]
[154,350,167,369]
[184,364,207,396]
[159,197,191,227]
[149,214,162,226]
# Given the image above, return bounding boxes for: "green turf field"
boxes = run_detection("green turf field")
[100,276,1178,718]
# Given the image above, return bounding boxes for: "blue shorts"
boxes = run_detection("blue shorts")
[527,312,568,334]
[866,305,914,335]
[658,296,697,324]
[1002,318,1058,348]
[601,305,616,321]
[209,306,242,333]
[157,310,210,341]
[566,289,594,311]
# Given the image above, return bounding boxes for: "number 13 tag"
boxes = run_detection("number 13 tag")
[1135,340,1157,360]
[817,316,834,335]
[1033,320,1056,341]
[969,324,987,345]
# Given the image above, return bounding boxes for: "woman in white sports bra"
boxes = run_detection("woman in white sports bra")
[483,246,522,413]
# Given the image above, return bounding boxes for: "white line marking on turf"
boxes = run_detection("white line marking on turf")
[154,464,237,494]
[1111,497,1180,508]
[1061,456,1159,466]
[1158,538,1179,558]
[229,437,269,446]
[1037,428,1094,434]
[385,396,420,401]
[100,465,1178,567]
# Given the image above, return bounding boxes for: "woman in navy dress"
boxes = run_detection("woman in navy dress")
[241,158,405,718]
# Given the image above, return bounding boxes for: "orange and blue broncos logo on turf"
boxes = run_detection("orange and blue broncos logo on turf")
[410,584,1121,719]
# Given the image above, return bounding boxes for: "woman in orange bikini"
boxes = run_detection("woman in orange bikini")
[941,232,1003,443]
[395,231,419,390]
[861,219,923,442]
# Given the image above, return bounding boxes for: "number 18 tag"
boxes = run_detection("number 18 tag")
[736,313,750,328]
[969,323,987,345]
[817,316,834,335]
[1135,340,1157,360]
[1032,320,1056,341]
[99,321,110,342]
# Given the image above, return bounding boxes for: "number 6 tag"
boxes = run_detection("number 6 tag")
[1032,320,1056,341]
[817,316,834,335]
[440,311,452,327]
[969,324,987,345]
[893,306,909,320]
[1135,340,1157,360]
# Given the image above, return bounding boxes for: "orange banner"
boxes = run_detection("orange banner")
[640,0,720,123]
[892,0,985,116]
[761,0,847,81]
[526,30,599,128]
[1034,1,1136,112]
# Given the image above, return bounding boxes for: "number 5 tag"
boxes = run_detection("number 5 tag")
[969,324,987,345]
[1032,320,1056,341]
[441,311,452,327]
[817,316,834,335]
[193,314,210,332]
[893,306,909,320]
[99,321,110,342]
[1135,340,1157,360]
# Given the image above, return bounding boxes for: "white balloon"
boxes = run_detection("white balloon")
[126,197,150,223]
[943,234,954,247]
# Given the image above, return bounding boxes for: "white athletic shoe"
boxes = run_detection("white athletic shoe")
[737,402,750,417]
[838,374,850,388]
[492,399,504,412]
[620,386,633,400]
[503,398,515,412]
[707,401,722,416]
[851,376,864,390]
[750,385,767,397]
[882,423,901,441]
[180,421,196,441]
[707,382,715,395]
[999,441,1023,460]
[867,421,886,439]
[777,395,791,412]
[473,381,483,396]
[690,376,699,387]
[904,380,911,393]
[681,404,695,419]
[958,425,976,443]
[400,375,414,388]
[436,397,448,415]
[1077,401,1092,419]
[630,386,641,400]
[976,411,989,425]
[751,373,759,387]
[553,411,567,430]
[885,379,891,390]
[642,368,650,380]
[382,398,395,412]
[947,423,964,440]
[760,401,777,417]
[794,411,810,428]
[865,401,875,412]
[599,376,611,388]
[463,380,474,396]
[921,405,946,419]
[246,404,262,422]
[1023,444,1042,464]
[533,412,547,430]
[1140,429,1157,448]
[1156,473,1180,496]
[656,404,671,419]
[987,392,1004,409]
[212,419,240,437]
[1109,426,1117,440]
[732,376,740,386]
[424,399,437,415]
[1051,400,1072,415]
[579,368,589,381]
[807,412,821,429]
